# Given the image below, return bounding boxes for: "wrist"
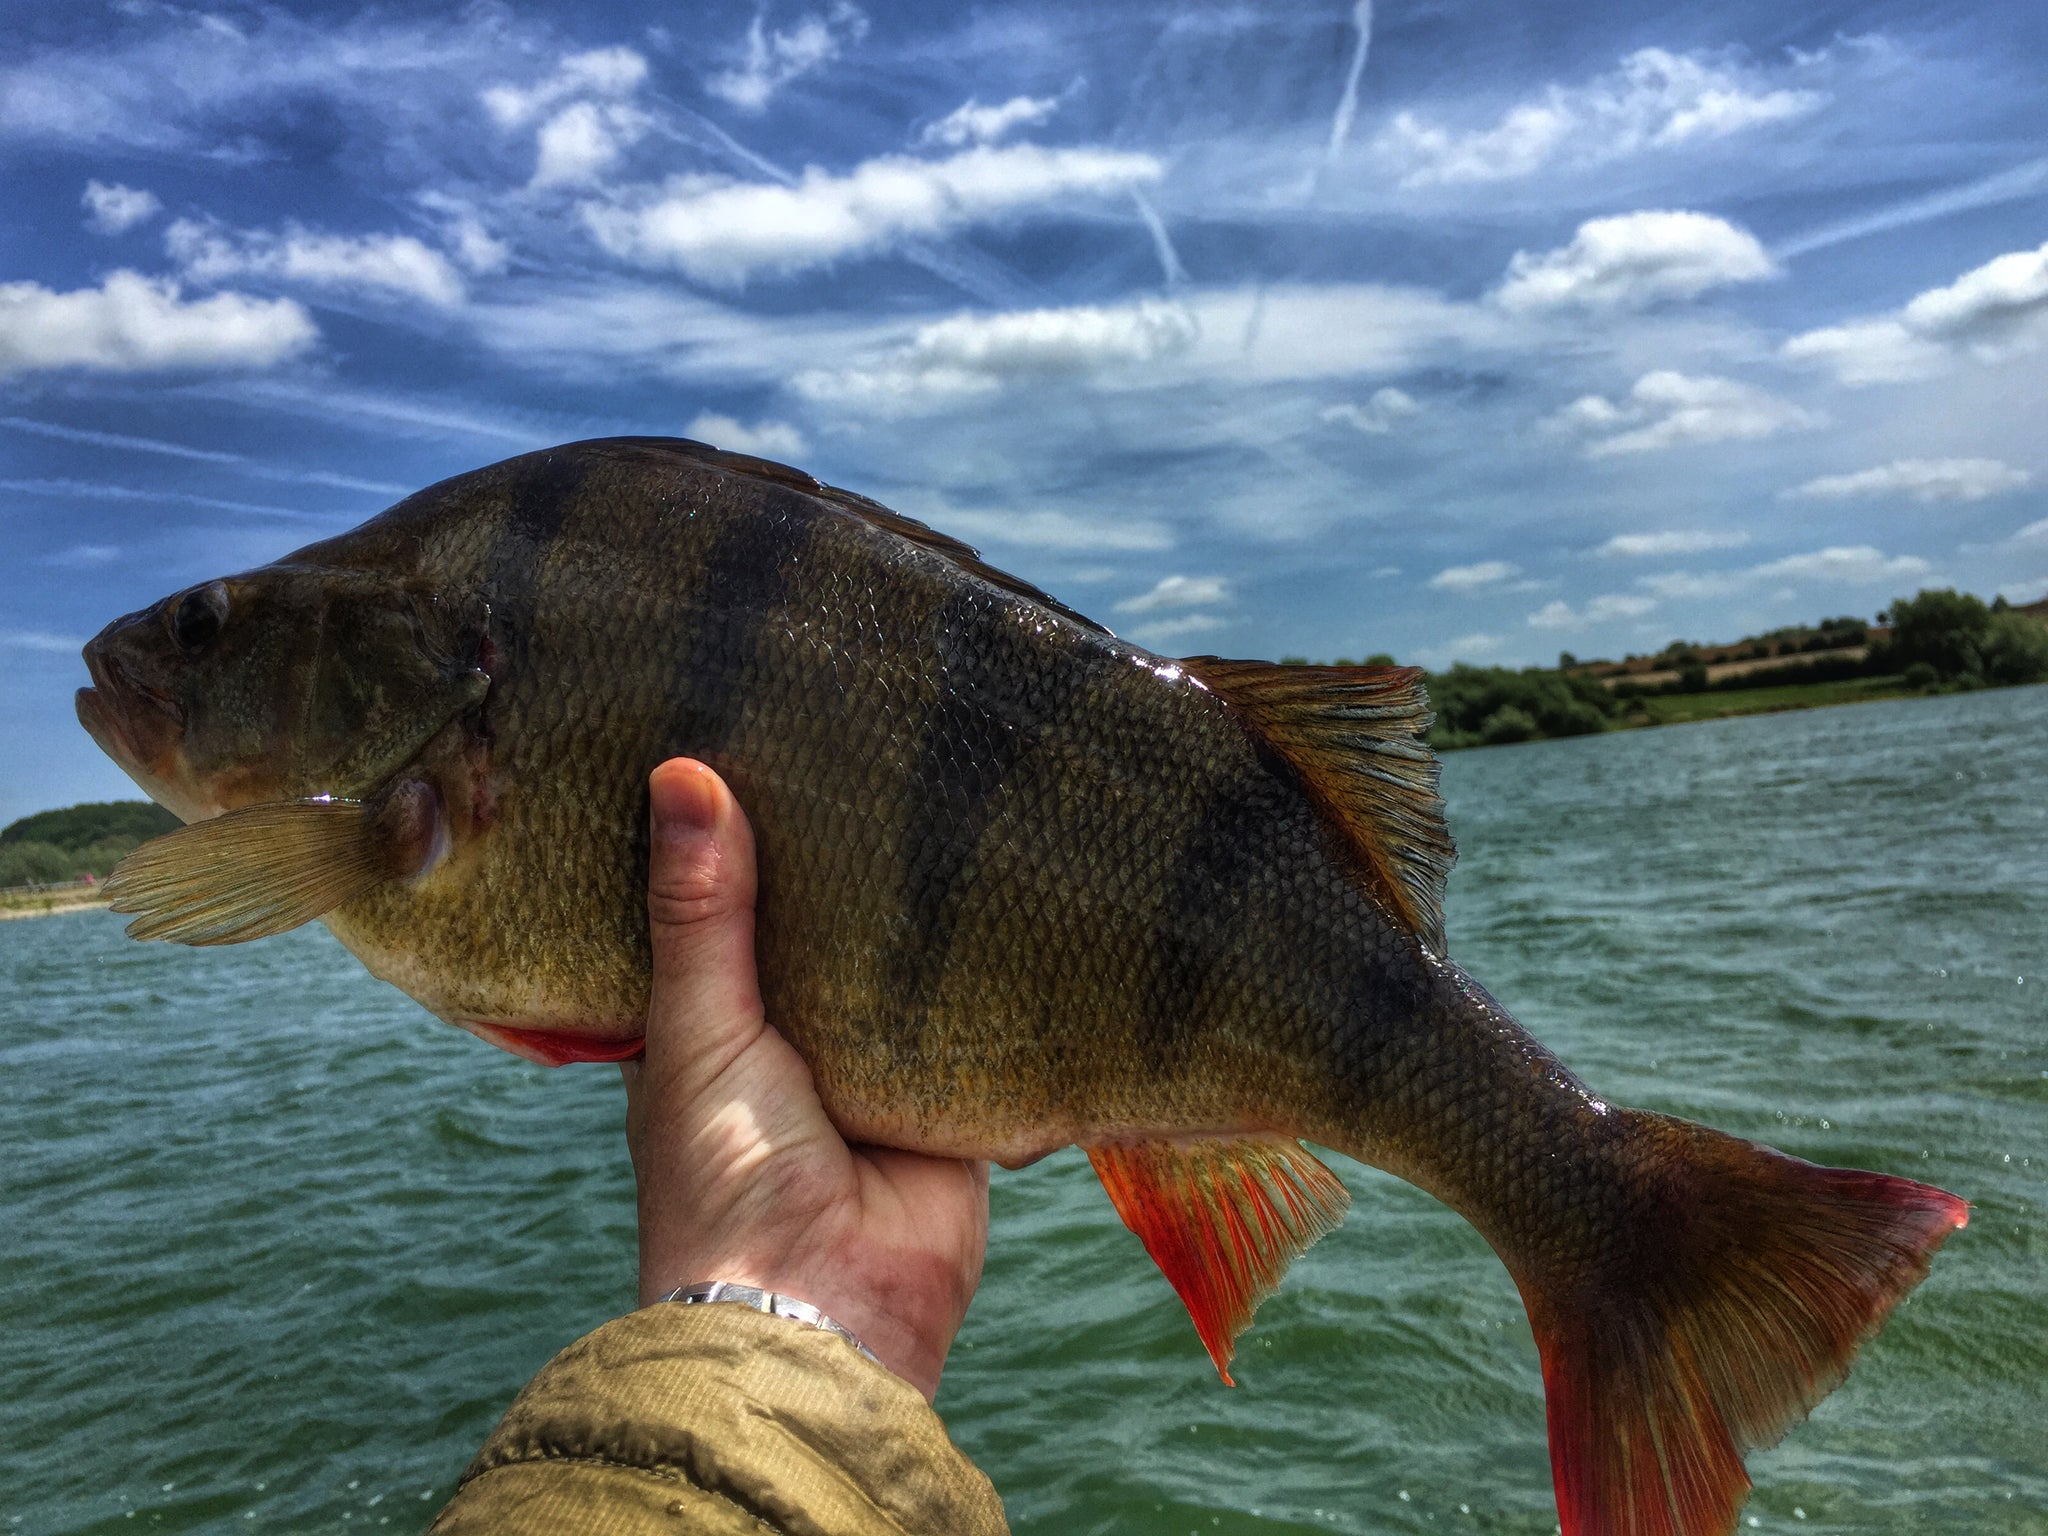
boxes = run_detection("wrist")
[642,1256,958,1400]
[659,1281,882,1364]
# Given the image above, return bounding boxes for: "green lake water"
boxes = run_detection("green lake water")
[3,687,2044,1533]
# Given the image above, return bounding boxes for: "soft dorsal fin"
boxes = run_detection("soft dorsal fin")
[642,436,1115,638]
[1090,1136,1351,1384]
[1183,658,1454,953]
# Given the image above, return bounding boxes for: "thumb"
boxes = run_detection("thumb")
[644,759,764,1072]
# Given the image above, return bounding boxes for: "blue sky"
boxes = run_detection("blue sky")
[3,0,2046,823]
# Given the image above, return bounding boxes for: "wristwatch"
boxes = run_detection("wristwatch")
[660,1279,881,1365]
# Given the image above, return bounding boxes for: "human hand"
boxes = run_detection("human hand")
[620,759,991,1401]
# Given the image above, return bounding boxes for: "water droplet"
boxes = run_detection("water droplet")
[1794,1510,1806,1520]
[1399,1490,1411,1501]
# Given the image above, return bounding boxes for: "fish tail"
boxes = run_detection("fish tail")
[1515,1108,1965,1536]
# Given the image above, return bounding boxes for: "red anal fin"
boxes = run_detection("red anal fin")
[1089,1136,1350,1384]
[469,1022,646,1067]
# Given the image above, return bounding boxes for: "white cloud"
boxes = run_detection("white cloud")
[1415,631,1502,666]
[684,411,808,460]
[81,180,161,235]
[0,9,525,154]
[1374,47,1822,188]
[444,216,510,276]
[2012,517,2048,545]
[934,506,1173,553]
[792,299,1195,408]
[166,219,466,308]
[481,47,648,128]
[1784,458,2031,504]
[1779,319,1944,385]
[1635,569,1746,600]
[1527,593,1658,629]
[1128,612,1226,646]
[1784,240,2048,384]
[42,543,122,567]
[0,270,315,378]
[1750,546,1931,584]
[1116,575,1229,613]
[585,143,1161,286]
[1429,559,1518,592]
[1493,211,1774,312]
[1320,386,1421,434]
[531,100,649,188]
[1638,545,1931,599]
[918,95,1060,148]
[1,629,84,653]
[1550,370,1822,457]
[707,3,868,113]
[1902,241,2048,343]
[1598,529,1750,557]
[479,47,652,189]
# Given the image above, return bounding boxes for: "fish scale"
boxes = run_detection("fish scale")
[76,436,1967,1536]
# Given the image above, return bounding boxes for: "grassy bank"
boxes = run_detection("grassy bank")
[1625,674,1918,727]
[0,883,107,921]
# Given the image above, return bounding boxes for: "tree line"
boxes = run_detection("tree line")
[0,800,178,887]
[1283,587,2048,750]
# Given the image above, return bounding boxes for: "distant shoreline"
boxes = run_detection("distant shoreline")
[0,887,108,922]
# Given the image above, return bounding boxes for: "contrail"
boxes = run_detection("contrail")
[0,416,409,495]
[1774,157,2048,260]
[1324,0,1374,164]
[1133,191,1188,286]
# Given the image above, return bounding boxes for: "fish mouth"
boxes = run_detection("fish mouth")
[462,1021,646,1067]
[77,645,183,776]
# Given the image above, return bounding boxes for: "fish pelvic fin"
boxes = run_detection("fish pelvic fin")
[105,783,441,945]
[1524,1110,1967,1536]
[1183,658,1453,952]
[1089,1136,1350,1385]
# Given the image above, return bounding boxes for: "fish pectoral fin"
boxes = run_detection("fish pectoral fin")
[1089,1135,1350,1385]
[105,790,428,946]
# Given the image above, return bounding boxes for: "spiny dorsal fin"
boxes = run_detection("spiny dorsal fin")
[105,795,418,945]
[644,436,1115,638]
[1089,1136,1351,1385]
[1184,657,1454,953]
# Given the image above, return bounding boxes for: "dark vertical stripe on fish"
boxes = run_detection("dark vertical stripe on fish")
[659,487,816,770]
[482,450,587,628]
[893,588,1057,1026]
[1134,748,1291,1074]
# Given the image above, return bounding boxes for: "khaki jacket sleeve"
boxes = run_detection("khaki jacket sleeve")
[429,1303,1009,1536]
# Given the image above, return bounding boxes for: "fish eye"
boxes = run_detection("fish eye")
[170,582,230,653]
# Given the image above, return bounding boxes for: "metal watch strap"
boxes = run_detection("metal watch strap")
[660,1280,882,1365]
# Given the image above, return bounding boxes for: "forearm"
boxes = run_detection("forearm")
[430,1301,1008,1536]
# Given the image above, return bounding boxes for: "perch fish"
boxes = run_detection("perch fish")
[76,437,1966,1536]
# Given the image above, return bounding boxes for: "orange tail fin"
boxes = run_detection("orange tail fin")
[1523,1111,1966,1536]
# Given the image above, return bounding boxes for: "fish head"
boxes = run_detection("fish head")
[78,561,491,822]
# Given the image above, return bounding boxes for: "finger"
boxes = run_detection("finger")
[644,758,764,1074]
[619,1058,644,1149]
